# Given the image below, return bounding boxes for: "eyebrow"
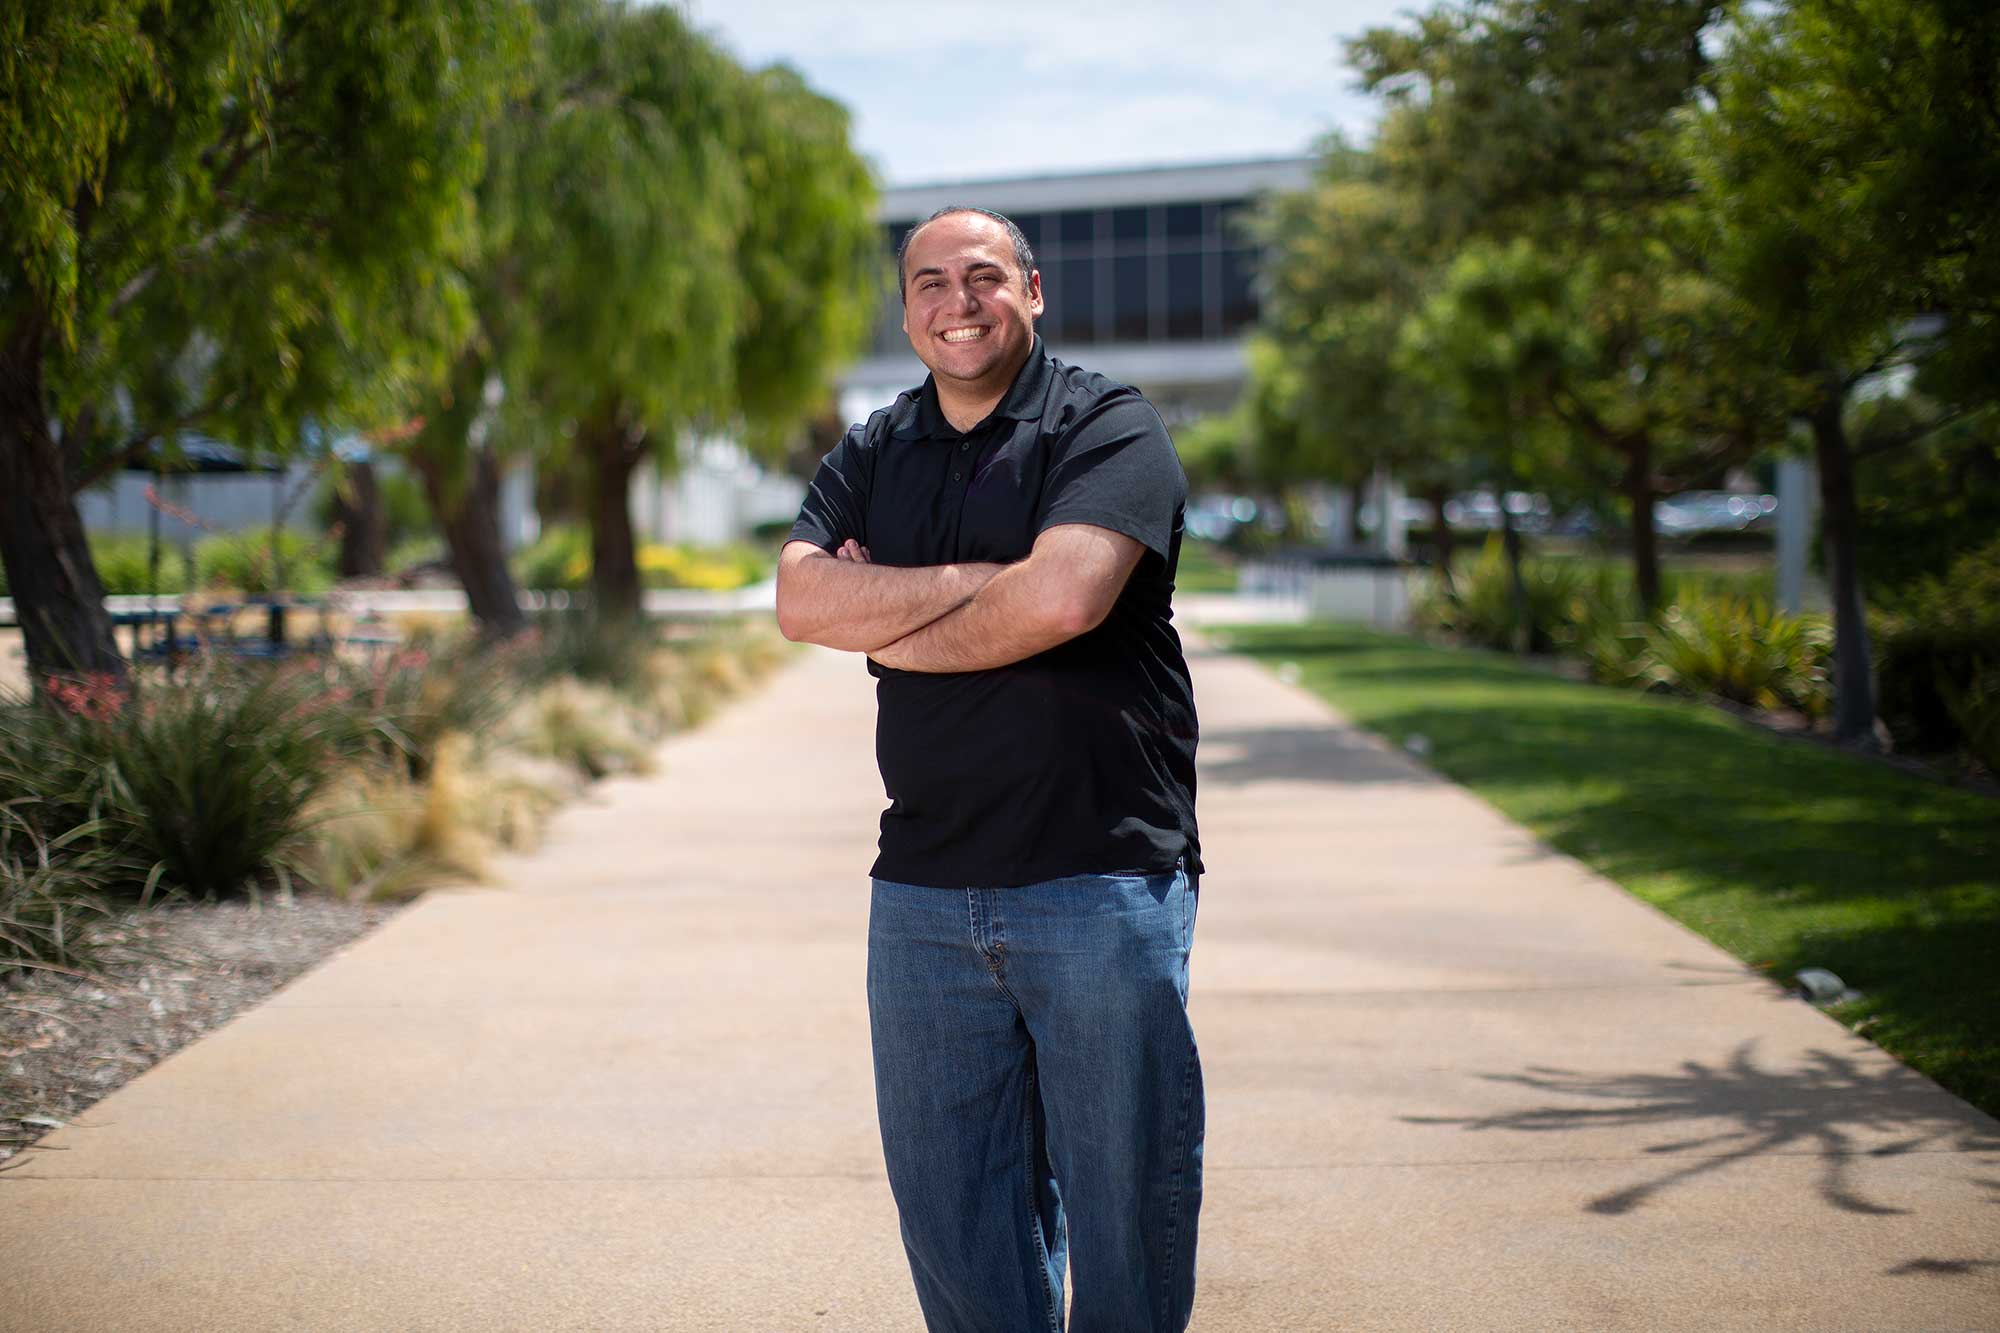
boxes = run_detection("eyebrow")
[909,259,1007,282]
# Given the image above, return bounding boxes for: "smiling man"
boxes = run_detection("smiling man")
[775,206,1204,1331]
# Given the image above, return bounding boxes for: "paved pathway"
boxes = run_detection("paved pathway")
[3,635,1996,1331]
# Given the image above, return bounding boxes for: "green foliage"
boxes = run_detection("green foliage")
[0,802,130,981]
[7,0,526,467]
[1411,536,1591,653]
[726,64,883,446]
[1874,538,2000,766]
[1644,595,1831,717]
[320,631,536,781]
[1415,540,1833,714]
[311,463,435,553]
[192,527,335,595]
[1853,408,2000,598]
[1681,0,2000,399]
[90,534,184,595]
[0,664,342,901]
[511,525,590,591]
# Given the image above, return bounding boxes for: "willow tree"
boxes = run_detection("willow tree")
[436,0,879,626]
[0,0,519,683]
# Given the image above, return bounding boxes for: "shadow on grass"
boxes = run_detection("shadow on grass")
[1404,1040,2000,1219]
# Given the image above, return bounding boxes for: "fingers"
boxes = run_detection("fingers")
[837,538,871,563]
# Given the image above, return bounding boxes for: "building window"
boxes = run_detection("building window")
[1112,256,1149,341]
[868,191,1277,358]
[1219,247,1259,334]
[1056,255,1097,344]
[1164,251,1204,340]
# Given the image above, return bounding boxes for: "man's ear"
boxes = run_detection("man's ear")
[1026,268,1045,320]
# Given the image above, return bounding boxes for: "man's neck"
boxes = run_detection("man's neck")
[936,386,1004,434]
[934,343,1034,433]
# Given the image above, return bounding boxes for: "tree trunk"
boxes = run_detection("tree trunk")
[334,460,387,579]
[0,314,124,687]
[1500,496,1532,655]
[582,410,646,621]
[413,444,527,639]
[1425,482,1456,594]
[1809,393,1878,748]
[1622,434,1663,615]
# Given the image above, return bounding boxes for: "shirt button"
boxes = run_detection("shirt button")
[953,471,962,481]
[959,442,969,452]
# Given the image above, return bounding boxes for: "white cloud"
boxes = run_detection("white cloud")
[684,0,1397,183]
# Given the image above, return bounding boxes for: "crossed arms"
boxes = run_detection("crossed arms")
[774,523,1146,673]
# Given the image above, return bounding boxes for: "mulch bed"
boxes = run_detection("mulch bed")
[0,893,412,1169]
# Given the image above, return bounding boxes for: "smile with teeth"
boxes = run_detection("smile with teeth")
[940,327,989,343]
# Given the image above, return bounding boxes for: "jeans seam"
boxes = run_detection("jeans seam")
[1023,1061,1062,1333]
[1156,1015,1199,1330]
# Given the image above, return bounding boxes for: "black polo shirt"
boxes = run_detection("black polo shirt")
[789,337,1201,889]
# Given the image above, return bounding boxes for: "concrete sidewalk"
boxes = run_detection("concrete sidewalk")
[3,638,1996,1331]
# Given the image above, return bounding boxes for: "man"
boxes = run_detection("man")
[776,206,1203,1332]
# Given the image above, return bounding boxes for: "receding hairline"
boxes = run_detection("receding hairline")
[896,206,1037,299]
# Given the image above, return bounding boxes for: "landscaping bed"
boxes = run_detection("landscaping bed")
[0,895,406,1168]
[0,615,792,1166]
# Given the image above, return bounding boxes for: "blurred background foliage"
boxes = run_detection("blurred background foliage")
[1201,0,1999,766]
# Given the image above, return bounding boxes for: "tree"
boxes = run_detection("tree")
[437,0,879,625]
[1254,146,1497,563]
[1681,0,2000,744]
[1,0,520,683]
[1349,0,1785,613]
[1396,241,1595,648]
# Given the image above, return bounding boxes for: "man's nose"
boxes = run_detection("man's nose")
[953,281,981,312]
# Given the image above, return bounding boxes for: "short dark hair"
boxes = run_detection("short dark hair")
[895,206,1037,303]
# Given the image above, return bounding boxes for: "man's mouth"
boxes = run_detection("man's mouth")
[939,327,988,344]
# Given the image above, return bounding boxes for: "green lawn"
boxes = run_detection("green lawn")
[1175,539,1239,593]
[1217,622,2000,1116]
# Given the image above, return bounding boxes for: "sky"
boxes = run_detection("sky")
[682,1,1407,187]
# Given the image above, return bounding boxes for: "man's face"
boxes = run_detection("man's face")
[900,212,1044,394]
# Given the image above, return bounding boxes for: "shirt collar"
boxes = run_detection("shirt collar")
[895,335,1052,440]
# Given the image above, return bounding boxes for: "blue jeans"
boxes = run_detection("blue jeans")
[867,864,1203,1332]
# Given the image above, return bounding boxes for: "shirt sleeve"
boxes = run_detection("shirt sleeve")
[787,424,871,553]
[1033,391,1187,560]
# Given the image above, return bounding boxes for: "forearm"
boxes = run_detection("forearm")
[776,548,1005,652]
[868,561,1086,673]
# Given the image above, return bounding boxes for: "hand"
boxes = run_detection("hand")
[836,538,871,564]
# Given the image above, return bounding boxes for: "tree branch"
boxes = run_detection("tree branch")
[1853,408,1976,462]
[72,394,246,491]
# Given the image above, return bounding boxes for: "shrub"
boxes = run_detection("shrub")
[322,630,534,779]
[0,802,130,981]
[92,535,192,595]
[512,525,591,591]
[1875,536,2000,766]
[194,527,336,595]
[637,542,768,590]
[1421,537,1589,653]
[1,663,344,902]
[1643,591,1831,716]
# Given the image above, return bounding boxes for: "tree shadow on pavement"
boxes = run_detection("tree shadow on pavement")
[1194,723,1433,789]
[1402,1040,2000,1218]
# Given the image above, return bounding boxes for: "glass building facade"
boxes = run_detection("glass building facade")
[872,199,1263,357]
[842,159,1314,422]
